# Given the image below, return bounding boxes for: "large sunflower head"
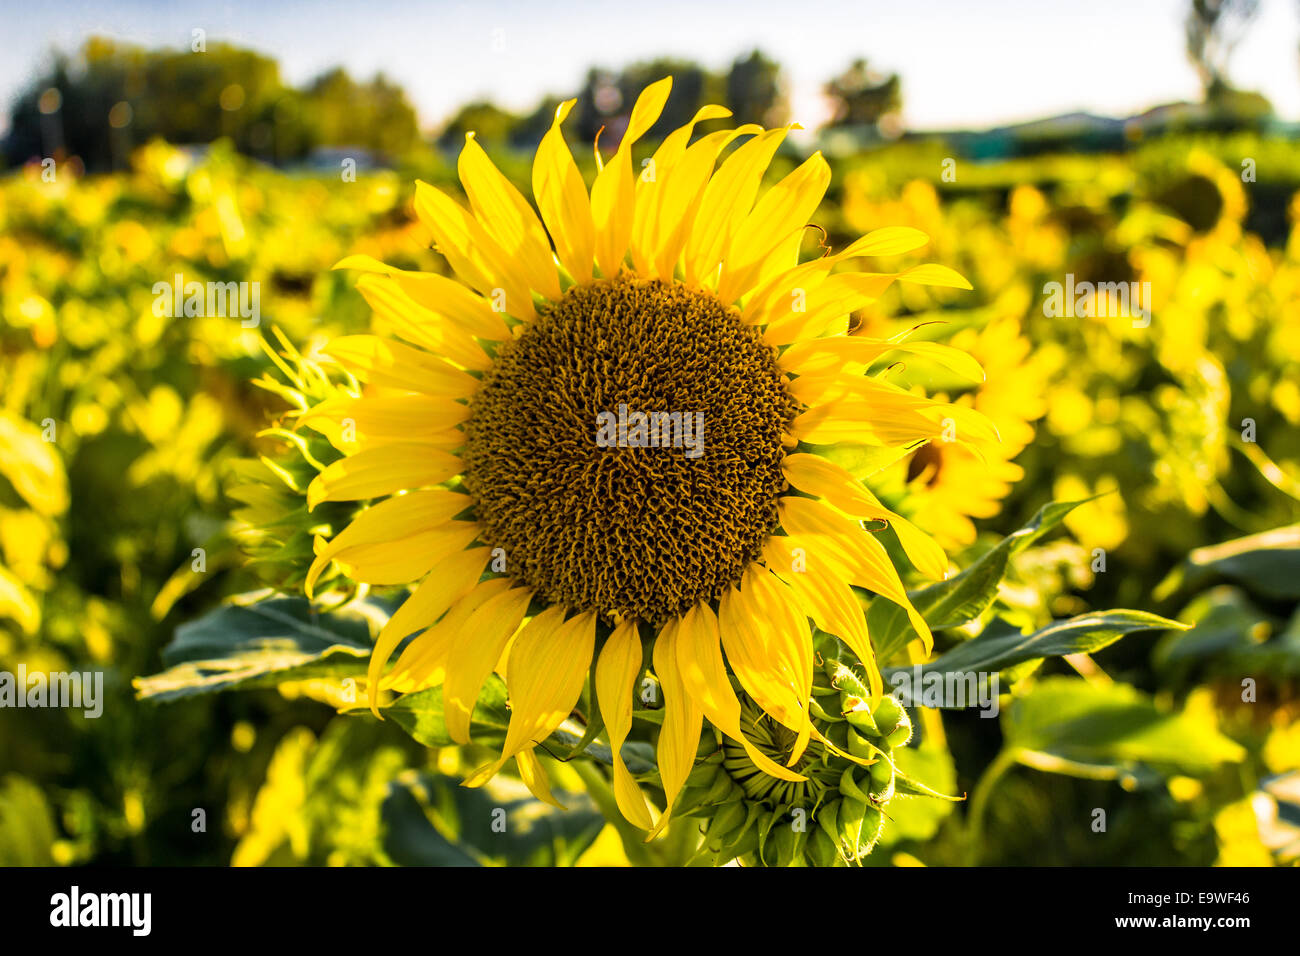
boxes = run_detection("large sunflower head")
[298,77,992,836]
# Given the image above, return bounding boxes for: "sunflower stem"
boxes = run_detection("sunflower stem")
[964,747,1018,866]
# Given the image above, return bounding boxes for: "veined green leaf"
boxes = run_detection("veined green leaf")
[883,610,1186,704]
[135,592,383,701]
[870,497,1095,660]
[1004,677,1245,776]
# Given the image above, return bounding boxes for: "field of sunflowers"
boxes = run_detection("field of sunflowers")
[2,124,1299,868]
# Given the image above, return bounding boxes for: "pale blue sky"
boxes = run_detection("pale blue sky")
[3,0,1298,138]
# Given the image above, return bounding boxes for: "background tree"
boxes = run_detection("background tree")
[303,68,422,158]
[725,50,788,127]
[3,38,421,169]
[1185,0,1260,100]
[823,58,901,132]
[437,99,521,151]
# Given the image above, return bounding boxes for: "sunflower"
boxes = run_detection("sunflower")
[890,311,1056,550]
[299,77,991,835]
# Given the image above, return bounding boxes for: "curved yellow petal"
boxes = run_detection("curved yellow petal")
[300,393,468,451]
[683,125,790,287]
[459,134,560,300]
[778,496,933,653]
[673,604,805,782]
[780,336,985,384]
[334,255,510,340]
[717,151,830,303]
[355,274,490,371]
[321,334,477,398]
[590,77,673,277]
[782,453,948,581]
[306,521,478,598]
[515,747,565,809]
[383,578,513,693]
[764,535,883,704]
[629,104,731,272]
[498,608,596,760]
[650,125,762,281]
[306,443,461,510]
[413,180,535,320]
[717,569,812,764]
[366,547,491,717]
[762,272,896,345]
[532,99,595,284]
[646,619,703,840]
[595,619,654,829]
[303,490,475,595]
[442,586,534,744]
[740,225,930,326]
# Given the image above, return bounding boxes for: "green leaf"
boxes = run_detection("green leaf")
[884,610,1186,705]
[870,497,1094,660]
[1003,677,1246,776]
[135,592,382,701]
[1156,524,1300,602]
[383,771,605,867]
[382,676,511,748]
[381,783,482,867]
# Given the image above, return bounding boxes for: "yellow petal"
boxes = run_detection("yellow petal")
[413,181,535,320]
[629,104,731,272]
[779,336,985,384]
[673,604,805,782]
[303,490,475,594]
[781,453,948,581]
[683,126,790,287]
[366,547,491,717]
[590,77,673,277]
[532,100,595,284]
[459,134,560,300]
[306,443,461,509]
[333,255,510,340]
[778,496,933,653]
[306,520,478,598]
[300,393,468,451]
[762,272,897,345]
[322,334,477,398]
[740,225,931,325]
[764,535,883,703]
[442,586,534,744]
[717,570,812,764]
[646,619,703,840]
[651,125,762,280]
[498,608,596,759]
[383,578,513,692]
[515,747,565,809]
[595,620,654,829]
[355,275,490,371]
[717,151,830,303]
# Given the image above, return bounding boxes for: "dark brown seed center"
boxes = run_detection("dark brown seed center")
[462,274,797,624]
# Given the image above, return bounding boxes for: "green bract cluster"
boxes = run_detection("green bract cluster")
[666,648,954,867]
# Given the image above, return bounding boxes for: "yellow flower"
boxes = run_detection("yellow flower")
[301,78,989,834]
[895,312,1057,549]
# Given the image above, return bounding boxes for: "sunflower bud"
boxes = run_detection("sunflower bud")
[671,664,946,866]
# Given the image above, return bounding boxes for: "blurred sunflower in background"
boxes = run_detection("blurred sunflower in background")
[888,307,1057,550]
[295,76,993,832]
